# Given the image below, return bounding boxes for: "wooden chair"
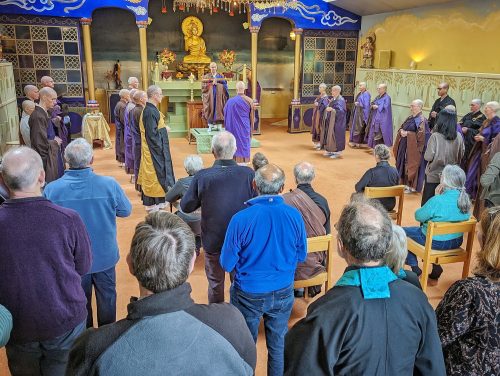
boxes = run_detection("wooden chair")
[364,185,405,225]
[407,218,477,293]
[294,234,334,296]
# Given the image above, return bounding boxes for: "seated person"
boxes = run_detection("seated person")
[251,152,268,171]
[67,211,256,375]
[436,206,500,376]
[355,144,399,211]
[385,224,422,289]
[404,165,471,286]
[0,304,13,348]
[165,155,204,253]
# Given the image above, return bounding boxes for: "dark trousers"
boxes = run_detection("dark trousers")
[6,320,85,376]
[81,267,117,328]
[204,251,226,303]
[421,179,439,206]
[230,284,294,376]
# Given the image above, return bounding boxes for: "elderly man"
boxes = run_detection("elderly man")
[23,84,39,102]
[224,81,253,164]
[128,76,139,89]
[0,147,91,375]
[221,164,307,376]
[460,99,486,167]
[429,82,456,130]
[181,131,255,303]
[67,211,257,375]
[349,81,371,147]
[284,201,446,375]
[138,85,175,212]
[29,87,63,182]
[311,83,330,149]
[131,90,146,190]
[394,99,430,193]
[20,100,35,146]
[202,62,228,131]
[124,88,137,176]
[321,85,347,159]
[40,75,55,88]
[114,89,129,166]
[44,138,132,328]
[284,161,331,298]
[365,83,393,148]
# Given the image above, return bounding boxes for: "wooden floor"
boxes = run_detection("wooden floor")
[0,119,478,375]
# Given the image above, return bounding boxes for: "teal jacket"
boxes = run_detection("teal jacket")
[0,304,12,347]
[416,189,470,241]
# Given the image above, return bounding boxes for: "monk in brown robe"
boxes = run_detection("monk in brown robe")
[29,87,62,183]
[201,62,228,131]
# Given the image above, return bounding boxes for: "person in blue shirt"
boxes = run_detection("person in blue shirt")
[44,138,132,328]
[220,163,307,376]
[404,164,471,285]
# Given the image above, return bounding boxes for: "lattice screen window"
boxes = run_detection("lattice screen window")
[0,18,84,99]
[301,30,358,103]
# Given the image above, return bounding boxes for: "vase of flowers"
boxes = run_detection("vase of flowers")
[219,49,236,78]
[160,48,176,73]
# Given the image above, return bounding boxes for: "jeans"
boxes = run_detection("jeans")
[404,226,463,277]
[81,267,117,328]
[230,284,294,376]
[204,251,226,303]
[6,320,86,376]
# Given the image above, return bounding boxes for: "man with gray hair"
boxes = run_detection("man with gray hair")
[23,84,39,102]
[459,98,486,166]
[321,85,347,158]
[365,83,393,148]
[20,100,36,146]
[285,201,446,376]
[429,82,456,130]
[67,211,257,375]
[224,81,254,164]
[182,131,255,303]
[221,163,307,376]
[128,76,139,89]
[131,90,147,190]
[0,147,91,375]
[44,138,132,328]
[114,88,129,166]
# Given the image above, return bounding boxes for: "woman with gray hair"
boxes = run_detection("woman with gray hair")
[355,144,399,211]
[404,164,471,286]
[165,154,204,253]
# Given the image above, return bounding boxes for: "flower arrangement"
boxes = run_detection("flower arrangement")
[176,72,183,79]
[218,49,236,72]
[160,48,176,66]
[104,70,114,89]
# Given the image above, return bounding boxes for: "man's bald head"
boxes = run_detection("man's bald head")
[21,100,36,115]
[24,85,39,101]
[236,81,246,93]
[128,77,139,89]
[40,76,54,88]
[1,146,44,193]
[39,87,58,110]
[254,163,285,195]
[211,131,237,160]
[294,161,315,184]
[133,90,147,104]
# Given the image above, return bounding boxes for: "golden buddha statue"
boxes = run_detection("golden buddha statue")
[182,16,211,64]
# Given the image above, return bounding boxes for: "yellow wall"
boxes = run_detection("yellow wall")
[359,0,500,73]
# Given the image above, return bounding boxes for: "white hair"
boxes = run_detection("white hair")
[183,155,204,176]
[319,83,327,90]
[384,225,408,273]
[485,101,500,114]
[332,85,341,92]
[236,81,246,91]
[294,161,315,184]
[64,138,93,169]
[359,82,367,88]
[1,146,43,191]
[119,89,130,98]
[128,77,139,85]
[412,99,424,109]
[211,131,237,160]
[378,83,387,89]
[147,85,161,99]
[471,98,482,106]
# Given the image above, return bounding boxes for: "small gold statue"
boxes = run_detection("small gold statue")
[182,16,211,64]
[360,32,376,69]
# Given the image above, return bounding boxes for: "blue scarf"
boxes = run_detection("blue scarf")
[335,266,399,299]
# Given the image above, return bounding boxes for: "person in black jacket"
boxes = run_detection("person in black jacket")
[429,82,456,129]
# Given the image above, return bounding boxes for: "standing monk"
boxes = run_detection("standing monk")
[429,82,456,130]
[131,90,146,191]
[311,83,330,150]
[244,69,261,103]
[138,85,175,212]
[321,85,347,159]
[365,83,393,148]
[202,62,228,131]
[29,87,63,183]
[393,99,430,193]
[114,89,129,167]
[124,89,137,176]
[460,99,486,168]
[349,82,371,148]
[224,81,253,164]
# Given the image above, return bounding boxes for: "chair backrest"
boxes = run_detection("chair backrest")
[364,185,405,225]
[426,218,477,237]
[307,234,333,253]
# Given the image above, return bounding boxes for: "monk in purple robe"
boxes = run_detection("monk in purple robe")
[321,85,347,159]
[465,101,500,200]
[131,90,146,190]
[202,62,228,131]
[393,99,430,193]
[224,81,253,164]
[311,83,330,149]
[349,82,371,147]
[114,89,129,166]
[365,83,393,148]
[124,89,137,176]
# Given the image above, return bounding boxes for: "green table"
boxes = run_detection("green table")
[190,128,261,154]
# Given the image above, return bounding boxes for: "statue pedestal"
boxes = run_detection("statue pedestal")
[154,79,237,138]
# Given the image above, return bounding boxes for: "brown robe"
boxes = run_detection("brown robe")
[201,74,228,124]
[283,189,326,280]
[29,106,60,183]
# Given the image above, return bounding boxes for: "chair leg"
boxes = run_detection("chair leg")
[421,257,431,293]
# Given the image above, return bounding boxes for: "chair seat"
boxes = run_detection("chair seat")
[294,272,328,289]
[407,238,467,264]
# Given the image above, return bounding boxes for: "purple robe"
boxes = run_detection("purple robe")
[365,93,393,147]
[321,95,347,153]
[311,95,330,143]
[465,116,500,199]
[131,104,144,190]
[124,102,135,174]
[245,79,261,103]
[349,90,371,143]
[224,94,252,160]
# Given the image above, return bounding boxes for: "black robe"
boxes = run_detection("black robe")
[428,95,456,129]
[459,111,486,167]
[285,265,446,376]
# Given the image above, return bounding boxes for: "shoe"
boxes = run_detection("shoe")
[411,265,422,277]
[330,153,341,159]
[323,152,333,157]
[404,187,411,194]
